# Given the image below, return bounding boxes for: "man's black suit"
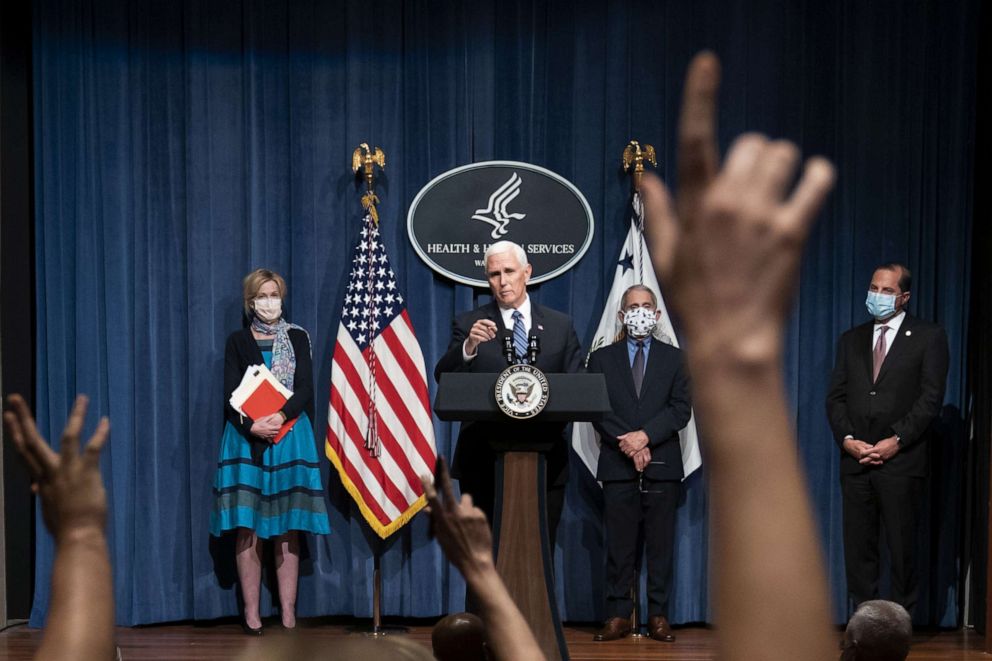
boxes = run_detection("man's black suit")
[587,337,691,620]
[434,300,582,544]
[826,313,949,612]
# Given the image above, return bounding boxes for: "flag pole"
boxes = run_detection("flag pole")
[346,143,408,637]
[622,139,657,639]
[372,548,382,633]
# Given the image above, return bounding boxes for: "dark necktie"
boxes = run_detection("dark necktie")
[512,310,527,363]
[632,340,645,396]
[872,325,889,383]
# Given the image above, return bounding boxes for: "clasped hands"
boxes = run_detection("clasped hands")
[843,435,900,465]
[250,412,286,442]
[618,430,651,471]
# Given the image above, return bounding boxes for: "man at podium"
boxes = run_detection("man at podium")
[434,240,582,546]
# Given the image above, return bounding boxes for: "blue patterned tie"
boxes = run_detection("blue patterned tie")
[512,310,528,363]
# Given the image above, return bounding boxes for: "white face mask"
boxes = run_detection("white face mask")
[254,297,282,322]
[623,307,657,338]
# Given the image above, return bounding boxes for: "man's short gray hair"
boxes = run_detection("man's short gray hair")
[620,284,658,310]
[482,241,528,273]
[844,600,912,661]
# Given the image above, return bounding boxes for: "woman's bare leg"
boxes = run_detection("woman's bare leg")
[274,531,300,628]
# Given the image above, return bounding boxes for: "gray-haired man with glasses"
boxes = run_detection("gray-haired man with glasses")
[586,284,691,643]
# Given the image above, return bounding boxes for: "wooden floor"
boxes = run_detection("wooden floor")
[0,620,986,660]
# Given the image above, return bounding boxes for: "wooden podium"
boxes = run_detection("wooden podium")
[435,373,609,661]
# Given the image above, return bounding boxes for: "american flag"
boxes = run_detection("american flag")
[326,214,437,539]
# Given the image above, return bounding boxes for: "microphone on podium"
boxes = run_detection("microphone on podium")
[528,335,541,365]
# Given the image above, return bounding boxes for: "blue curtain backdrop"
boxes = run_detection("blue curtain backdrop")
[30,0,976,627]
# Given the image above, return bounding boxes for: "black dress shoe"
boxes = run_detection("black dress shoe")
[647,615,675,642]
[593,617,632,641]
[241,619,264,636]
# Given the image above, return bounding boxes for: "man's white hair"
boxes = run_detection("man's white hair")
[482,241,528,272]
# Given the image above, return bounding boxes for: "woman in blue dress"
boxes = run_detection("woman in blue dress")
[210,268,330,634]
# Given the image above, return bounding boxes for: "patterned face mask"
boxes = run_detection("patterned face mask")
[623,306,657,338]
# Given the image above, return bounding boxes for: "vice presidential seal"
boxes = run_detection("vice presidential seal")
[495,364,550,419]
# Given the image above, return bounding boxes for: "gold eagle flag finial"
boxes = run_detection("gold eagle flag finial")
[352,143,386,224]
[621,140,657,192]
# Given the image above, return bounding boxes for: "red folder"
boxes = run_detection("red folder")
[240,379,298,444]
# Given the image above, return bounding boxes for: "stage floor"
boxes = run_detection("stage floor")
[0,620,985,660]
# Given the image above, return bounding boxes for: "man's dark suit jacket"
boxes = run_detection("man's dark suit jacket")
[433,300,582,487]
[586,337,691,482]
[826,314,949,478]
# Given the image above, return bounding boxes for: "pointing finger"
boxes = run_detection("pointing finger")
[677,51,721,225]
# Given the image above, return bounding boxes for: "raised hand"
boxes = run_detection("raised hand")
[420,457,494,580]
[637,52,838,661]
[642,52,835,368]
[3,394,109,542]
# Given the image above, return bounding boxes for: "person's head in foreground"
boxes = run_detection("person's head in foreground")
[840,600,912,661]
[432,611,489,661]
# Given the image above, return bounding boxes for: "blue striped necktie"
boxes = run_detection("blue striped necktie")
[511,310,528,363]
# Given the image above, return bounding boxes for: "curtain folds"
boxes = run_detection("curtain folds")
[31,0,976,627]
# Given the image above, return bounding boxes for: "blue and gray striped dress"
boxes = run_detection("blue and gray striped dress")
[209,341,330,538]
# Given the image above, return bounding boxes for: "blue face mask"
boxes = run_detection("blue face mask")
[865,291,898,320]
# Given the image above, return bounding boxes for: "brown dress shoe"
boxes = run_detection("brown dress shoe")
[647,615,676,642]
[593,617,632,641]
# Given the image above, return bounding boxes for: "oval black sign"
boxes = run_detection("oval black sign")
[407,161,595,287]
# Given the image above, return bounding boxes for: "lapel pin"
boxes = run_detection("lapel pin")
[905,330,912,337]
[537,324,544,331]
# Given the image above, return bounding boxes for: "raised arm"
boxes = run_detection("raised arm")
[420,459,545,661]
[642,52,836,661]
[3,394,114,661]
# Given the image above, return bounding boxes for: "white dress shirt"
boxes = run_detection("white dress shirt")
[872,310,906,358]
